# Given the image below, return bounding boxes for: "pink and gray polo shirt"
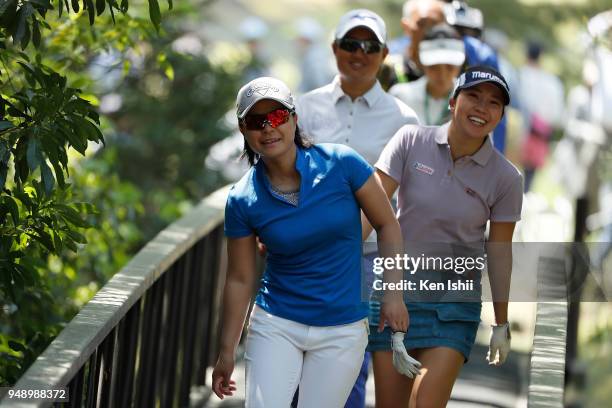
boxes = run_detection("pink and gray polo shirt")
[375,123,523,243]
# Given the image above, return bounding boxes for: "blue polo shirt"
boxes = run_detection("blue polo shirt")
[224,143,374,326]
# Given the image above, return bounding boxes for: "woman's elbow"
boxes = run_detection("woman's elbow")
[375,219,402,239]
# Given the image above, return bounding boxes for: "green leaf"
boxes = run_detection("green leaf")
[87,109,100,124]
[41,161,54,196]
[0,170,8,195]
[13,4,34,50]
[120,0,128,12]
[17,61,43,85]
[0,0,17,27]
[0,120,13,131]
[28,0,52,8]
[43,146,66,189]
[50,159,66,189]
[8,340,26,353]
[73,202,98,215]
[167,0,172,10]
[15,136,31,183]
[55,204,90,228]
[76,117,102,143]
[107,0,115,23]
[52,229,62,250]
[7,106,27,118]
[64,237,77,252]
[26,138,40,172]
[59,123,87,155]
[31,16,41,48]
[148,0,161,31]
[2,196,20,225]
[58,0,63,17]
[13,264,35,286]
[96,0,105,15]
[13,190,31,211]
[86,0,95,25]
[164,64,174,81]
[30,228,55,252]
[66,229,87,244]
[0,143,9,190]
[71,0,79,13]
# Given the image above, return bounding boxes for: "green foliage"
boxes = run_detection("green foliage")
[1,0,241,386]
[105,37,239,236]
[1,62,103,192]
[0,0,173,51]
[0,0,179,386]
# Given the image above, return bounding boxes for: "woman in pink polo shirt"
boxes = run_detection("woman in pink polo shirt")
[365,66,523,408]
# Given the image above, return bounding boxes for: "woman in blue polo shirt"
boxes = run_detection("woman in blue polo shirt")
[365,66,523,408]
[211,77,416,408]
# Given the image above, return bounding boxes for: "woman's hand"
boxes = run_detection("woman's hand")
[487,322,511,365]
[379,298,409,333]
[211,351,237,399]
[212,235,257,399]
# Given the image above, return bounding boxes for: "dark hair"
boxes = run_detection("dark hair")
[240,119,312,166]
[527,41,542,61]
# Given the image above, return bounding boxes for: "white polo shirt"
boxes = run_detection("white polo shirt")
[389,77,451,126]
[296,76,419,165]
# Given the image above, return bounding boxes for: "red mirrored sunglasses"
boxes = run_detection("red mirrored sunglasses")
[242,108,293,130]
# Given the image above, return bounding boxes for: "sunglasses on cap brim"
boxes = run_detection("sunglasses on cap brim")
[241,108,294,130]
[336,38,384,54]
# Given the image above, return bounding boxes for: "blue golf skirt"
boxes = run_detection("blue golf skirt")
[367,301,481,361]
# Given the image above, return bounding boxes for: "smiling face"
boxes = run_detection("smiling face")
[449,82,505,140]
[239,99,297,163]
[333,27,388,88]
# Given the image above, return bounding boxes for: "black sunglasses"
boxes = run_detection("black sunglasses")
[337,38,384,54]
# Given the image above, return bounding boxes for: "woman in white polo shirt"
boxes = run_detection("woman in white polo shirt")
[211,76,417,408]
[389,23,465,126]
[366,66,523,408]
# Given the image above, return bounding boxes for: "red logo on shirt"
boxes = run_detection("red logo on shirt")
[413,162,435,175]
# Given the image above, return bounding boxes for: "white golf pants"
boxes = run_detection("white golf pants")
[244,305,368,408]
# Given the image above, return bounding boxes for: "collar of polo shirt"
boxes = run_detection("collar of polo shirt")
[330,75,385,107]
[434,123,494,166]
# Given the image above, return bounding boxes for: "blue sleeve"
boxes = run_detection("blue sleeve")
[224,187,254,238]
[336,145,375,192]
[492,116,507,154]
[464,36,499,70]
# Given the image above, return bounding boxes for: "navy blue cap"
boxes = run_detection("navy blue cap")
[452,66,510,105]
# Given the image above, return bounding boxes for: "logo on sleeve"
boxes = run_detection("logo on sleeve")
[413,162,435,175]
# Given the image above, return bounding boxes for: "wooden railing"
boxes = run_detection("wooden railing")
[0,186,231,408]
[527,255,569,408]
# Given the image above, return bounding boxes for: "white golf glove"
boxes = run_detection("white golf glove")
[487,322,511,366]
[391,332,422,378]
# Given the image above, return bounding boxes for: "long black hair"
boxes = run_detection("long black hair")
[240,117,312,166]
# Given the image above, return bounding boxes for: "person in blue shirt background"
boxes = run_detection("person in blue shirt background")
[211,76,417,407]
